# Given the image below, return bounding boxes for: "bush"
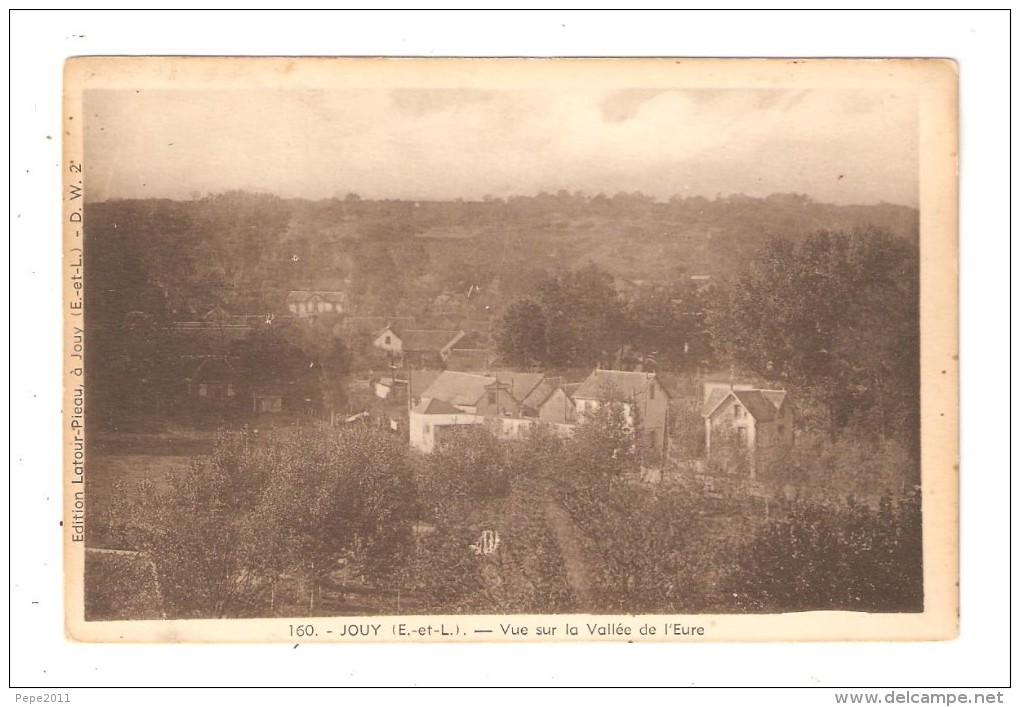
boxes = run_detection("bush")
[723,492,923,613]
[107,427,417,618]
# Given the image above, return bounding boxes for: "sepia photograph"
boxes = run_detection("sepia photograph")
[61,57,958,642]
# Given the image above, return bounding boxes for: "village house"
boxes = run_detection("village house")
[408,371,494,452]
[169,303,254,354]
[186,356,240,403]
[445,332,491,372]
[572,368,671,457]
[287,290,349,317]
[371,325,405,358]
[371,327,465,367]
[408,370,574,452]
[702,382,793,454]
[521,377,577,424]
[389,329,465,368]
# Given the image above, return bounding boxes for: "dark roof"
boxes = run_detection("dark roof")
[446,349,489,372]
[654,371,698,399]
[702,388,787,421]
[761,390,787,410]
[503,372,545,403]
[562,383,581,398]
[702,386,732,417]
[401,330,464,353]
[733,390,780,422]
[572,369,662,401]
[188,356,238,383]
[452,332,486,350]
[522,379,557,408]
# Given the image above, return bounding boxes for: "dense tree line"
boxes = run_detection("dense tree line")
[84,191,916,333]
[87,315,351,431]
[496,264,708,370]
[706,228,920,456]
[496,265,629,368]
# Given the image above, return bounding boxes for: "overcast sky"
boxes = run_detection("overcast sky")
[84,87,918,206]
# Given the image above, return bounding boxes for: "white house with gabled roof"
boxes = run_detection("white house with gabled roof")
[702,382,793,454]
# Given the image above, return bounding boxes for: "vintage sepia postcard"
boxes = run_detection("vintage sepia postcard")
[62,57,958,643]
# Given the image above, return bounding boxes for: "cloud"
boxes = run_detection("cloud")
[84,86,917,206]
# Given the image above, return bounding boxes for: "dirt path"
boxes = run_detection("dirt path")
[544,499,594,611]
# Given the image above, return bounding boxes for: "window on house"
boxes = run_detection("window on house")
[198,383,207,397]
[733,404,741,418]
[649,384,655,400]
[488,391,497,406]
[778,424,785,436]
[736,427,747,444]
[385,335,391,345]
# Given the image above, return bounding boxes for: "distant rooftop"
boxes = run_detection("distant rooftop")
[573,369,661,401]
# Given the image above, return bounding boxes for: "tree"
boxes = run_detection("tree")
[406,426,573,614]
[566,383,641,492]
[421,425,511,505]
[251,426,416,612]
[497,264,627,368]
[625,280,707,369]
[706,229,919,450]
[537,264,627,367]
[724,493,923,613]
[496,298,547,367]
[107,427,416,618]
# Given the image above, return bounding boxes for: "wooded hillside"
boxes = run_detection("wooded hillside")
[84,191,918,327]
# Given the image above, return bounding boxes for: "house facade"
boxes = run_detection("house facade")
[287,290,349,317]
[408,370,576,452]
[186,356,240,402]
[409,373,491,452]
[400,330,465,368]
[372,325,404,357]
[521,379,576,424]
[702,383,793,454]
[572,368,670,456]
